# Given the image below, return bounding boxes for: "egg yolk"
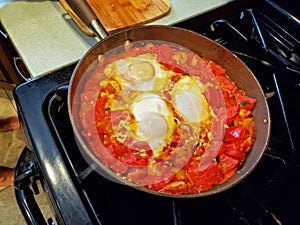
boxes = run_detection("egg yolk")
[130,94,175,156]
[128,61,155,80]
[136,112,168,153]
[171,76,210,124]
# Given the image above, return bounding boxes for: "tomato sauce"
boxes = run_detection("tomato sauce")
[79,41,256,194]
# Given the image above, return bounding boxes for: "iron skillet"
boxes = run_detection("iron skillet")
[68,25,270,198]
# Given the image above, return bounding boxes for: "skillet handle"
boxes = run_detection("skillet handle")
[64,0,109,39]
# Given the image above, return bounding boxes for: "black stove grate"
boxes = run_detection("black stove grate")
[46,85,299,225]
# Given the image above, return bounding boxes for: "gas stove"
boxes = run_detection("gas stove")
[13,0,299,224]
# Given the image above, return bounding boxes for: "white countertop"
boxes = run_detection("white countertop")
[0,0,232,78]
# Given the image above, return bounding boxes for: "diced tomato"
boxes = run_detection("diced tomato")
[120,153,149,166]
[224,126,246,143]
[159,181,189,194]
[156,44,175,60]
[109,160,128,175]
[224,146,246,162]
[241,137,255,153]
[187,161,223,192]
[95,119,111,135]
[222,91,237,107]
[159,62,186,74]
[127,168,148,183]
[216,76,237,92]
[113,141,152,166]
[204,86,223,109]
[95,94,108,116]
[207,60,226,77]
[122,136,133,146]
[217,142,227,157]
[218,154,239,180]
[110,110,129,126]
[131,141,152,151]
[226,105,240,125]
[144,173,176,191]
[91,143,129,175]
[236,95,257,110]
[112,144,130,157]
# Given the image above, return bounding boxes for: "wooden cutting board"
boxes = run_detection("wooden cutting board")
[86,0,171,32]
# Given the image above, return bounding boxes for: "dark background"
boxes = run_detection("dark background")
[272,0,299,18]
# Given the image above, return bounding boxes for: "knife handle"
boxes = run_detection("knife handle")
[64,0,96,26]
[64,0,108,39]
[59,0,95,36]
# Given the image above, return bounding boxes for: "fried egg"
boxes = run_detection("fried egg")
[107,53,211,158]
[111,54,170,91]
[130,93,176,156]
[170,76,210,124]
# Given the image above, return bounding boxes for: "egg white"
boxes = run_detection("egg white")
[130,93,176,156]
[170,76,210,124]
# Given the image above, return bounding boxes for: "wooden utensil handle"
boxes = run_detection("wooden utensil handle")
[64,0,109,39]
[59,0,95,36]
[64,0,97,27]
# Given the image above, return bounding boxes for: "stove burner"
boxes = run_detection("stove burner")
[207,6,300,74]
[207,8,299,153]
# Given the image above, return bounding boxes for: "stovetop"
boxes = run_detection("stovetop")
[13,0,299,225]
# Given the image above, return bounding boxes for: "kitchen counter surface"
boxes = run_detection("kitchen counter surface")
[0,0,232,78]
